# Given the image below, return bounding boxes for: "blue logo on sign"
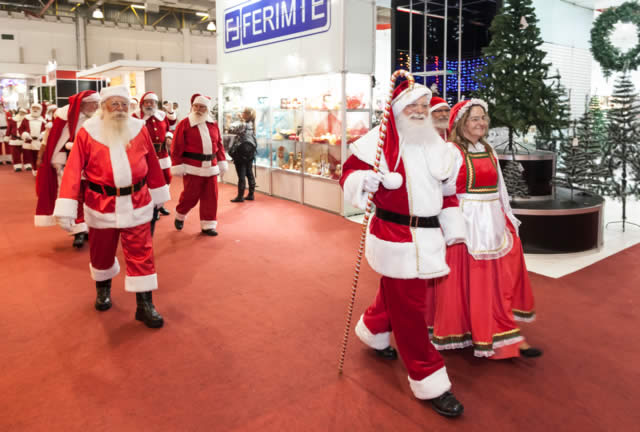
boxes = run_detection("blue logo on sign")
[224,0,331,52]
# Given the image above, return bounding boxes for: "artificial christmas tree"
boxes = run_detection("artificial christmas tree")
[555,121,590,201]
[502,160,530,198]
[601,71,640,231]
[536,78,572,152]
[588,96,608,152]
[474,0,566,152]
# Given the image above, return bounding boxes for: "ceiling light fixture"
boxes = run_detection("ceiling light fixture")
[196,12,209,17]
[207,21,216,31]
[92,9,104,19]
[132,4,146,9]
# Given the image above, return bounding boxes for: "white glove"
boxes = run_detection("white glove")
[56,216,74,232]
[218,160,229,175]
[363,170,383,193]
[171,164,186,177]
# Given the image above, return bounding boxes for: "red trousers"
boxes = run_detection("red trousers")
[359,276,451,399]
[176,174,219,230]
[88,223,157,292]
[11,145,24,170]
[0,137,11,163]
[162,167,172,185]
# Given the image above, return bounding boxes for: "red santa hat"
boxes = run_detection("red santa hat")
[391,80,431,117]
[377,80,434,180]
[100,85,130,103]
[448,98,488,134]
[18,107,28,114]
[429,96,449,113]
[31,103,42,110]
[140,92,159,104]
[130,97,139,105]
[191,93,212,109]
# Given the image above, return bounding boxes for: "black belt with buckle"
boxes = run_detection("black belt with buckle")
[183,151,213,161]
[88,178,146,197]
[153,143,164,152]
[0,126,6,130]
[375,208,440,228]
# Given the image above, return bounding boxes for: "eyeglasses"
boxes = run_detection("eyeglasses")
[469,115,490,123]
[106,100,128,109]
[405,103,430,111]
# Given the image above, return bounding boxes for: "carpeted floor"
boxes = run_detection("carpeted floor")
[0,166,638,432]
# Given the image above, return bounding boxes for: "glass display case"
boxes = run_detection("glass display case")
[220,72,372,214]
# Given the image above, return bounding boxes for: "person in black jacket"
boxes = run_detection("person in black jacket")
[229,108,257,202]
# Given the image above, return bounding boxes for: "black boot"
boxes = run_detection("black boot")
[374,346,398,360]
[245,186,255,201]
[159,206,170,216]
[429,391,464,418]
[174,219,184,230]
[231,185,245,202]
[72,232,87,249]
[95,279,112,311]
[135,292,164,328]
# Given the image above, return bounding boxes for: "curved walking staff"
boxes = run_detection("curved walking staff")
[337,69,414,374]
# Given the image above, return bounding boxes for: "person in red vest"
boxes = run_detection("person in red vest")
[171,94,227,236]
[133,91,176,221]
[35,90,100,248]
[53,85,170,328]
[19,103,46,176]
[8,108,27,172]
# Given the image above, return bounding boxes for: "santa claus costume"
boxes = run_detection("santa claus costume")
[8,108,27,172]
[171,94,228,236]
[134,91,176,219]
[0,106,11,165]
[19,103,46,175]
[428,99,538,359]
[53,85,171,328]
[429,96,450,140]
[35,91,99,248]
[340,81,465,417]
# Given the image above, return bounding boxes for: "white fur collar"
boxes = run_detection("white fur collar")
[143,110,166,122]
[55,105,70,121]
[188,112,213,127]
[26,114,43,121]
[82,116,145,144]
[349,125,390,173]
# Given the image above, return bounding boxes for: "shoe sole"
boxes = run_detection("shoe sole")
[95,302,112,311]
[431,404,464,418]
[135,311,164,328]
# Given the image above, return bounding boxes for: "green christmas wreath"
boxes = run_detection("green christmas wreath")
[590,1,640,76]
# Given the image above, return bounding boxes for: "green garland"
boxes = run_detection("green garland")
[590,1,640,76]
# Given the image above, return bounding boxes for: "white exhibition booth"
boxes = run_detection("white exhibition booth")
[217,0,376,215]
[76,60,218,117]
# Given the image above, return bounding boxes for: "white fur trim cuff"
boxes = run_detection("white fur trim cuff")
[166,112,177,121]
[218,160,228,174]
[165,131,174,139]
[13,164,23,170]
[125,273,158,292]
[149,184,171,206]
[200,220,218,230]
[34,215,56,227]
[90,258,121,282]
[408,367,452,400]
[53,198,79,220]
[70,222,88,235]
[438,207,466,246]
[184,164,220,177]
[175,212,186,222]
[158,157,172,170]
[343,170,369,211]
[354,315,391,350]
[171,164,186,176]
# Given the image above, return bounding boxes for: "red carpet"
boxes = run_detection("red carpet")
[0,165,638,431]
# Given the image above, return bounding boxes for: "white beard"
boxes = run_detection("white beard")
[188,110,207,125]
[102,112,130,149]
[396,113,443,152]
[143,107,155,118]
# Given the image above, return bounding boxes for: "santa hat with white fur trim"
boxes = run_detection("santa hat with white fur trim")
[191,93,212,109]
[447,98,488,134]
[429,96,449,113]
[83,92,100,103]
[31,103,42,110]
[100,85,130,103]
[391,82,432,117]
[140,92,159,103]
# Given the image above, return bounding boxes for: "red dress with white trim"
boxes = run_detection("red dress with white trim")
[429,142,535,358]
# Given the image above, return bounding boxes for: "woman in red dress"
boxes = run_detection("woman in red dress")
[429,99,541,359]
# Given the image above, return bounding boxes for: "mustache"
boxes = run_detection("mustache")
[409,114,426,120]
